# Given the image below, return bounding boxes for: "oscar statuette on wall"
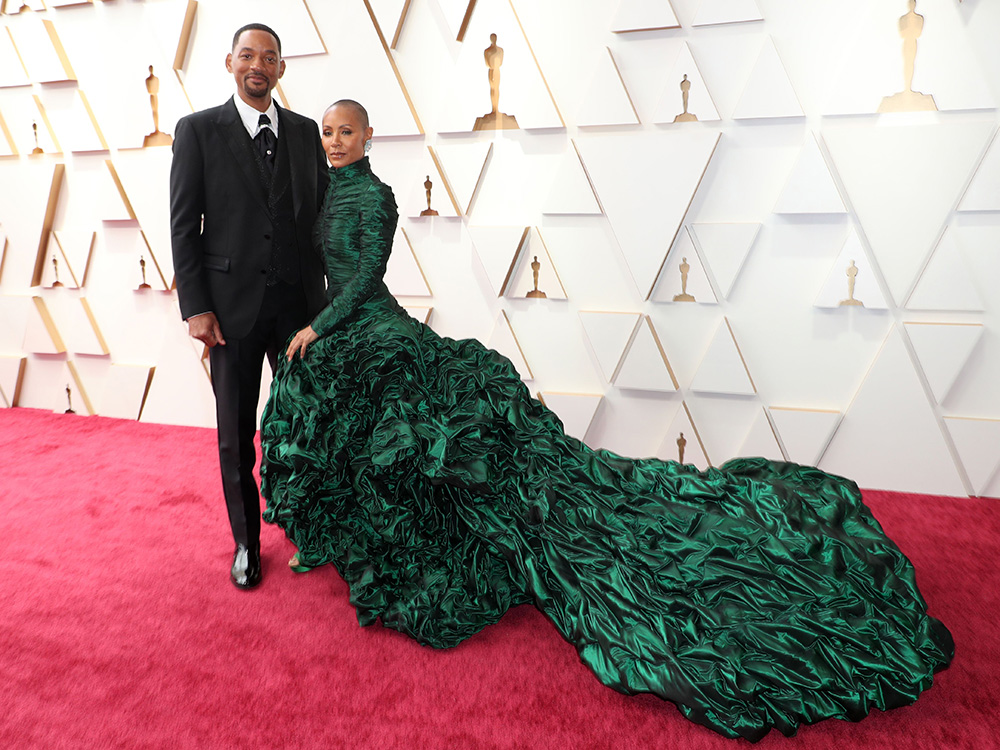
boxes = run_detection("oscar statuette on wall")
[64,383,75,414]
[142,65,173,147]
[137,255,152,290]
[50,255,63,288]
[420,175,439,216]
[673,257,695,302]
[676,432,687,463]
[673,75,698,123]
[31,121,43,154]
[526,255,546,298]
[839,260,864,307]
[879,0,938,113]
[473,34,519,131]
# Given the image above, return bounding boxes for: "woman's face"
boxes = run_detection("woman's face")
[321,105,373,169]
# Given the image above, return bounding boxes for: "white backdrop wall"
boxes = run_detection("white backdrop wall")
[0,0,998,498]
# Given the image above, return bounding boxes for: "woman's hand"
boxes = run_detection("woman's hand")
[286,325,319,361]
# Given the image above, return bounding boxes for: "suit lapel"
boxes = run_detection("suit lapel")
[278,106,305,216]
[216,98,270,214]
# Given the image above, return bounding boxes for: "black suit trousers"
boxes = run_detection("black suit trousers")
[209,281,308,548]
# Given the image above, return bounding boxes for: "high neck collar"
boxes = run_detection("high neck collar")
[330,156,371,181]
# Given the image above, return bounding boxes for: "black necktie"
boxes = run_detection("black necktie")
[255,113,276,175]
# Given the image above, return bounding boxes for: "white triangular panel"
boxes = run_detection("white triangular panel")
[436,0,475,40]
[384,228,431,297]
[99,364,155,420]
[67,299,109,356]
[959,131,1000,212]
[577,48,639,127]
[904,322,983,404]
[0,356,26,408]
[907,229,983,311]
[541,141,602,215]
[614,317,678,392]
[402,305,433,325]
[814,228,888,310]
[732,38,803,120]
[690,223,759,299]
[944,417,1000,496]
[468,226,529,297]
[768,407,841,466]
[579,311,641,383]
[575,131,720,299]
[52,230,95,288]
[0,30,29,88]
[773,134,846,214]
[487,311,533,382]
[611,0,680,32]
[506,230,567,300]
[9,16,74,83]
[656,403,710,469]
[40,89,105,153]
[824,122,994,305]
[736,408,785,461]
[692,0,763,27]
[433,141,493,216]
[651,43,720,124]
[539,392,603,441]
[110,148,175,282]
[690,318,755,395]
[650,228,717,304]
[368,0,411,45]
[820,329,965,495]
[23,297,66,354]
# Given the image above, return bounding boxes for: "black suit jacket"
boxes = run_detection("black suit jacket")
[169,97,329,339]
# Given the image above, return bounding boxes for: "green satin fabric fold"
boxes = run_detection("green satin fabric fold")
[261,160,952,742]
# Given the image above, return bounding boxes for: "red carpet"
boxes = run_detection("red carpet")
[0,407,997,749]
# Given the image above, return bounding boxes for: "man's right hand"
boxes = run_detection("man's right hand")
[187,312,226,347]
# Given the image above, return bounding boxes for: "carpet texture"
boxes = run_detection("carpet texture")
[0,408,996,749]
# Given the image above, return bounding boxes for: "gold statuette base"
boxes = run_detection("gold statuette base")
[473,111,519,131]
[143,131,174,147]
[673,113,698,123]
[526,289,547,299]
[137,283,152,290]
[838,299,864,307]
[878,90,938,113]
[419,209,439,217]
[673,293,695,302]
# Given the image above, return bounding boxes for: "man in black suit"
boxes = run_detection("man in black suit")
[169,23,328,589]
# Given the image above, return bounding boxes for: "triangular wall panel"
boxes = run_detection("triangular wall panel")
[690,318,755,395]
[613,316,678,392]
[690,223,759,299]
[907,228,984,311]
[650,227,717,304]
[732,37,803,120]
[486,310,533,382]
[904,322,983,405]
[433,142,493,216]
[736,408,785,462]
[959,130,1000,212]
[651,43,721,124]
[575,131,721,299]
[579,311,641,383]
[773,134,846,215]
[611,0,680,32]
[769,407,841,466]
[541,141,602,215]
[538,392,603,441]
[384,227,432,297]
[576,47,639,127]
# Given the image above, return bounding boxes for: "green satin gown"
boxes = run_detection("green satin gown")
[260,157,952,742]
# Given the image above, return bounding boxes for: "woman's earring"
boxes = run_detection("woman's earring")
[364,139,372,153]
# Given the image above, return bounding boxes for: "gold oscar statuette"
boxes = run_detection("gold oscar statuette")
[420,175,439,216]
[31,121,43,154]
[839,259,864,307]
[64,383,75,414]
[50,255,63,288]
[473,34,519,131]
[673,257,695,302]
[879,0,938,113]
[676,432,687,464]
[526,255,547,298]
[138,255,152,290]
[143,65,173,147]
[673,75,698,123]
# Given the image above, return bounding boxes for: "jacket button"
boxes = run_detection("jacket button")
[260,269,267,274]
[264,234,271,240]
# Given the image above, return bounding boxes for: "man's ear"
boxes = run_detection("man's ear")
[278,59,286,79]
[225,53,233,74]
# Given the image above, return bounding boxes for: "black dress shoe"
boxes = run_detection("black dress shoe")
[231,543,262,589]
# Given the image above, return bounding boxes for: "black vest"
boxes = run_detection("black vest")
[252,125,299,286]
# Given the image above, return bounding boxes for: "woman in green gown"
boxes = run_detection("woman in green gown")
[260,100,952,742]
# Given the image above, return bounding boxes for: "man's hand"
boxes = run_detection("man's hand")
[286,326,318,361]
[187,312,226,348]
